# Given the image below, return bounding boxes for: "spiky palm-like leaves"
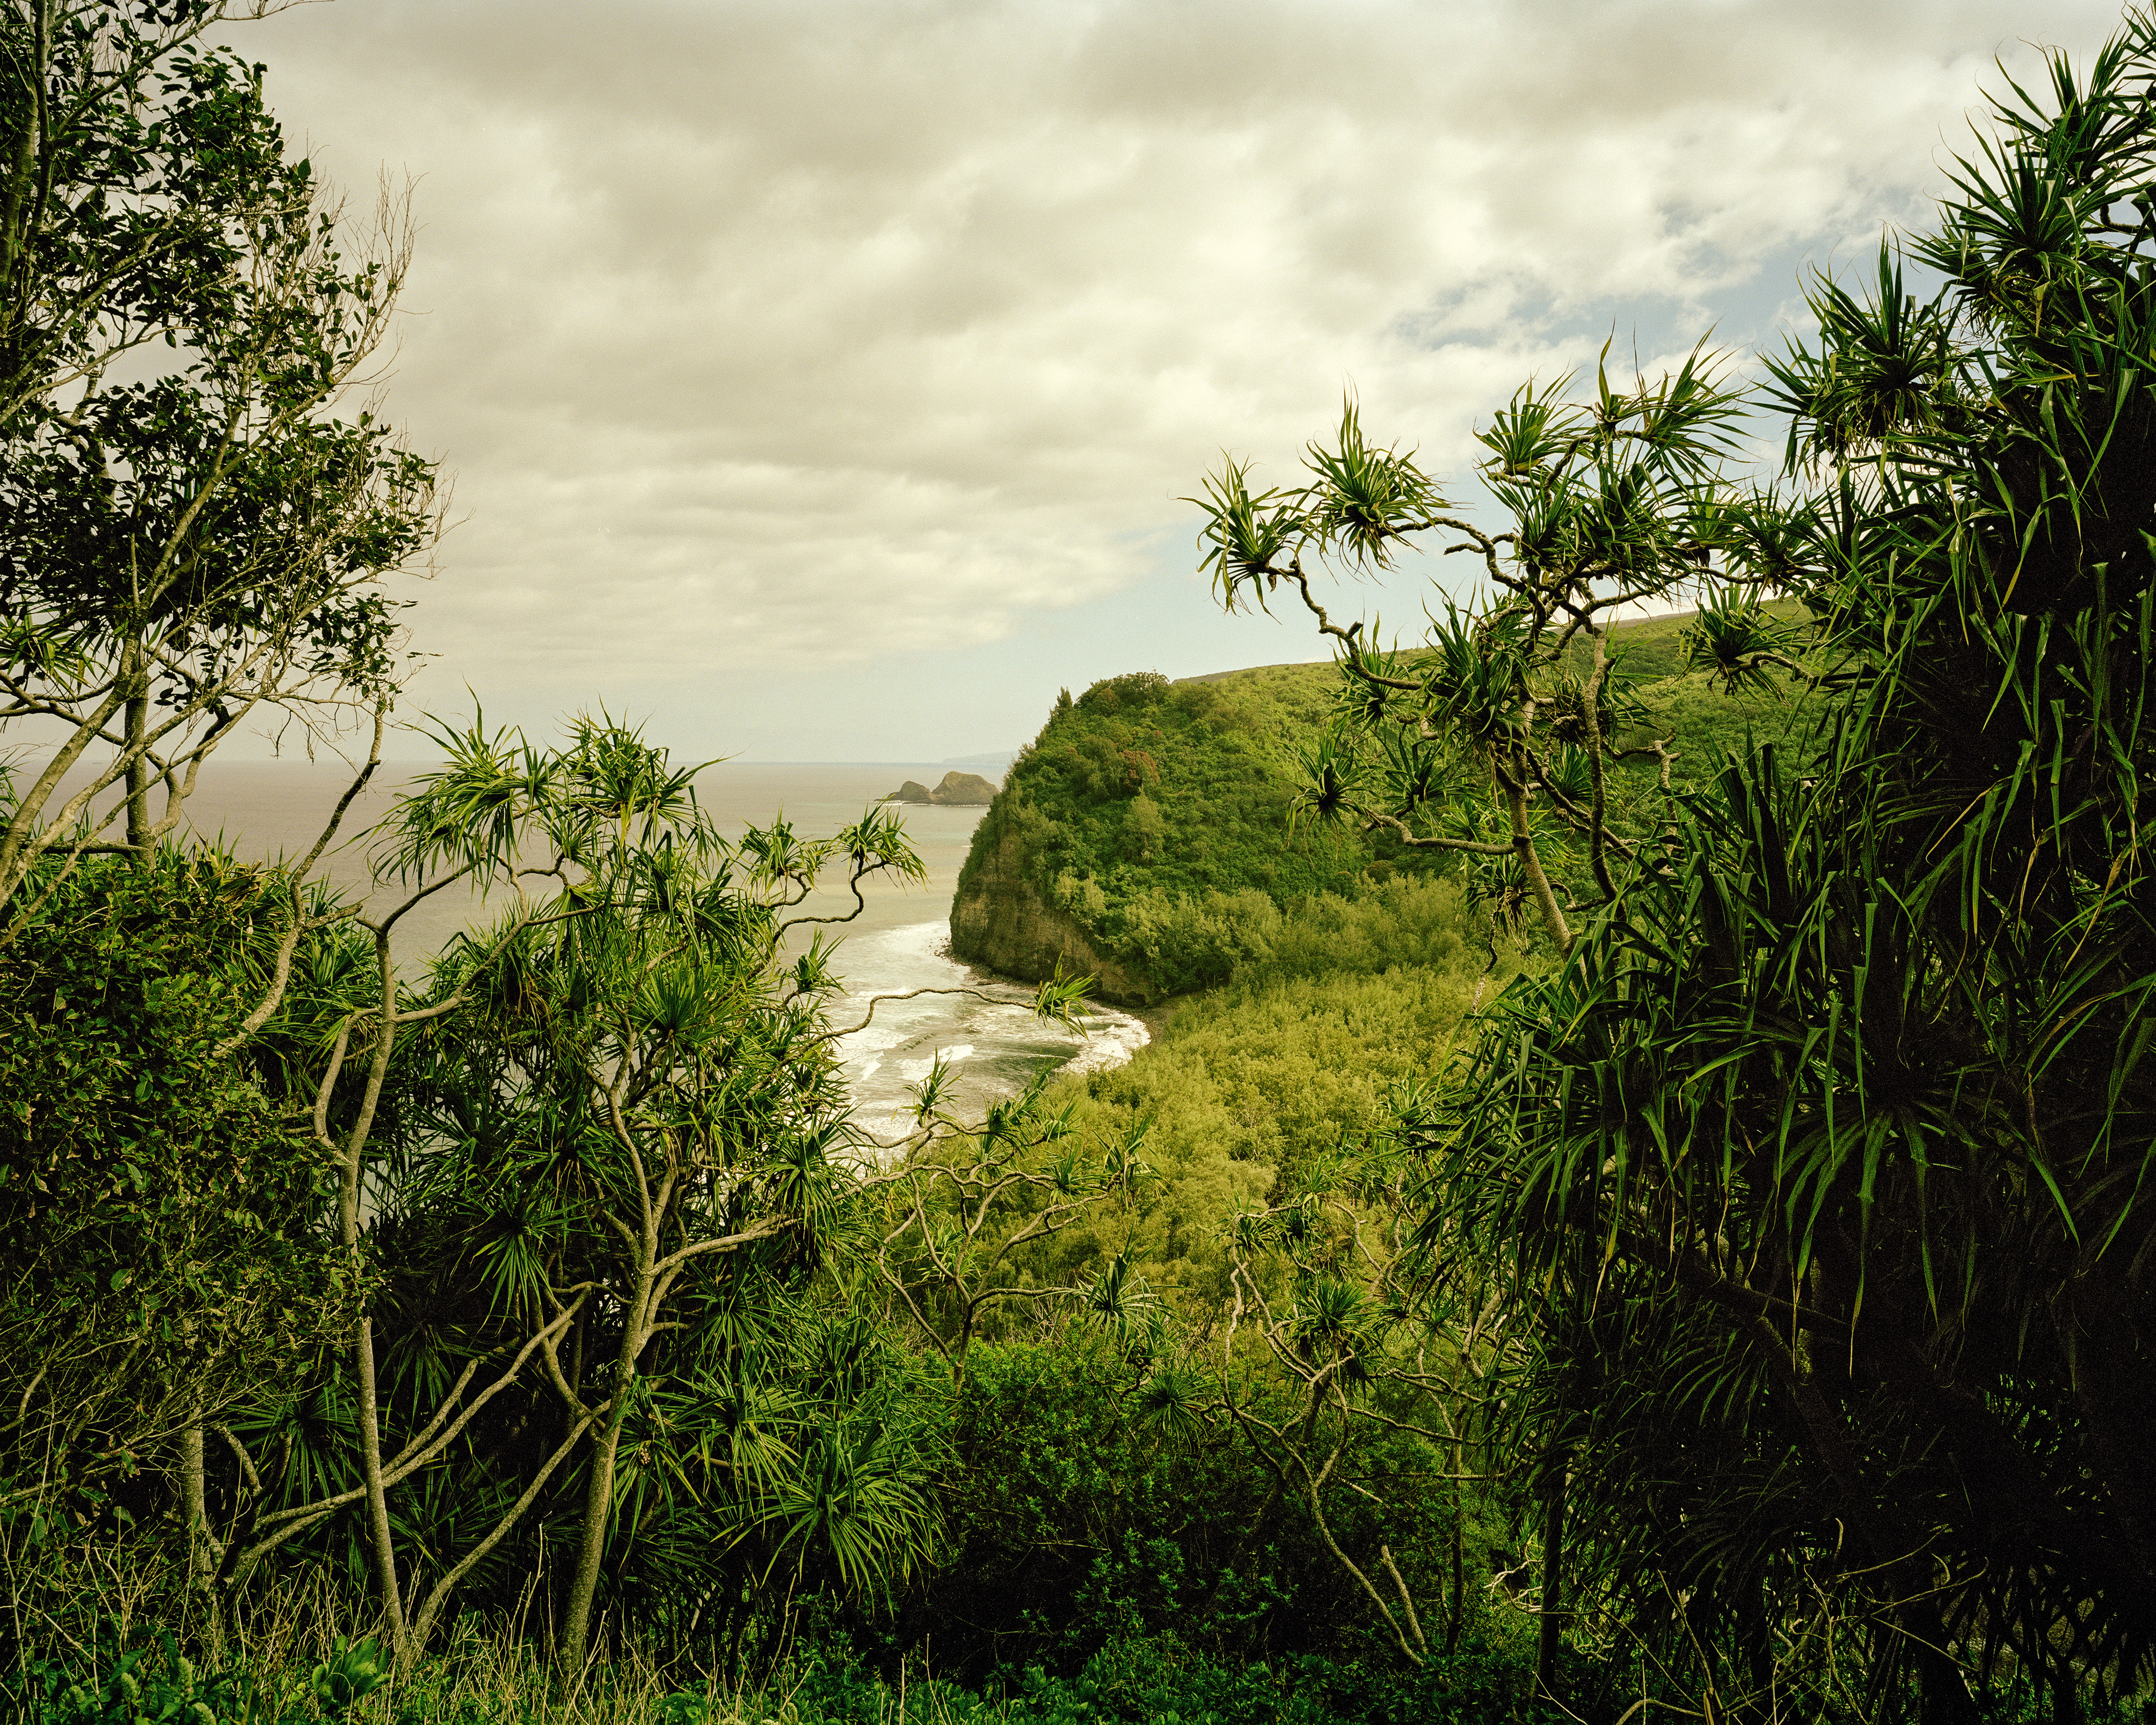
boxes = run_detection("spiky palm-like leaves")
[1418,14,2156,1717]
[1189,341,1785,956]
[186,715,946,1667]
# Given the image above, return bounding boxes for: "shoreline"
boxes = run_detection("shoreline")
[829,919,1149,1140]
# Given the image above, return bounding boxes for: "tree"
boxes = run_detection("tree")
[0,839,361,1547]
[0,0,440,905]
[1185,239,1818,1725]
[1189,365,1790,956]
[185,717,933,1668]
[123,713,1101,1675]
[1383,13,2156,1722]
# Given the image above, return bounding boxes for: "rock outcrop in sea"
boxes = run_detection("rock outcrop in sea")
[886,770,998,806]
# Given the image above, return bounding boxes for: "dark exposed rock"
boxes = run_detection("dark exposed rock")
[949,819,1151,1006]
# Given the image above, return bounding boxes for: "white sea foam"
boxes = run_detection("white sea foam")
[898,1043,976,1081]
[827,920,1148,1150]
[1061,1012,1151,1075]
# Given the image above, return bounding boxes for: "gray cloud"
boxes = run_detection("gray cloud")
[236,0,2124,747]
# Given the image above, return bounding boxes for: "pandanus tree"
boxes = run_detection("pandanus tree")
[179,715,952,1671]
[1387,13,2156,1722]
[369,736,916,1670]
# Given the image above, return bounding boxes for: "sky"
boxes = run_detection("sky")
[221,0,2128,763]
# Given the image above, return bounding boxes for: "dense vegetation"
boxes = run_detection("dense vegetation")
[1179,8,2156,1714]
[955,611,1810,1000]
[0,18,1534,1719]
[8,4,2156,1724]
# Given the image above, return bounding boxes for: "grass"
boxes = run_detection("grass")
[13,1616,1567,1725]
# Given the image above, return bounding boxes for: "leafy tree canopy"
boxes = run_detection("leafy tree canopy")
[0,0,441,904]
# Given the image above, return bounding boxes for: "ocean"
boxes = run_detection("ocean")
[25,755,1145,1140]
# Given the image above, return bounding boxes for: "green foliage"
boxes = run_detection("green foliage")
[304,1641,387,1717]
[1407,12,2156,1717]
[1190,334,1829,956]
[960,623,1813,1001]
[0,715,960,1678]
[772,1635,1560,1724]
[0,0,442,902]
[219,716,948,1666]
[31,5,2156,1718]
[5,1627,385,1725]
[1565,603,1818,786]
[956,665,1409,998]
[864,878,1546,1697]
[901,1331,1484,1682]
[0,848,358,1508]
[1042,882,1516,1303]
[6,1620,1572,1725]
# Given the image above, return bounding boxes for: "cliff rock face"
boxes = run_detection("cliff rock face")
[949,821,1152,1005]
[887,770,999,806]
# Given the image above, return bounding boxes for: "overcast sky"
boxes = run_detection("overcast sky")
[230,0,2126,763]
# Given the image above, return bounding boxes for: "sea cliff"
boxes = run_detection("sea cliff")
[949,623,1815,1007]
[946,665,1370,1006]
[947,818,1153,1005]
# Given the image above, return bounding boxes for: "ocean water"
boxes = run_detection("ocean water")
[827,915,1148,1143]
[23,755,1145,1138]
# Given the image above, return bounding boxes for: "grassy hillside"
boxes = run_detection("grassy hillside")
[951,667,1433,997]
[1581,601,1820,786]
[953,611,1819,1001]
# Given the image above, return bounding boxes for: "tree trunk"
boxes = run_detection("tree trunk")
[1502,770,1571,952]
[178,1411,210,1608]
[1446,1474,1465,1658]
[340,950,409,1661]
[561,1246,655,1672]
[559,1377,630,1671]
[354,1314,407,1653]
[124,639,149,854]
[1535,1459,1568,1699]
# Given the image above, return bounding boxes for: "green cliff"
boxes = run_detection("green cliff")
[949,666,1426,1002]
[951,613,1815,1005]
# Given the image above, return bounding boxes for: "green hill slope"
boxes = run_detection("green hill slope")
[950,668,1407,1001]
[952,618,1818,1004]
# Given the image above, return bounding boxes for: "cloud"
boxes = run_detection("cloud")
[245,0,2125,698]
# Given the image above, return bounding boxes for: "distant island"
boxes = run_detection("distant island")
[885,769,999,806]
